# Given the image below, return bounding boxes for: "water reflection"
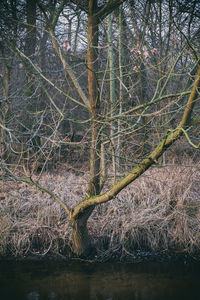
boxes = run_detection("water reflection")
[0,260,200,299]
[27,291,40,300]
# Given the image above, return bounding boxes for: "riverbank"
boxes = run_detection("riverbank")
[1,247,200,265]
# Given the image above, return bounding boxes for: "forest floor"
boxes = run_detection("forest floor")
[0,155,200,263]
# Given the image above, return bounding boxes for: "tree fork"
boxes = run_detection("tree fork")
[71,64,200,218]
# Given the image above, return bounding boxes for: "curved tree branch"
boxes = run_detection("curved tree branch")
[0,161,71,215]
[71,64,200,219]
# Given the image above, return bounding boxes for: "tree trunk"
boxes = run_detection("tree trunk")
[70,207,94,257]
[108,11,117,181]
[87,0,101,196]
[24,0,40,155]
[24,0,36,100]
[71,0,100,256]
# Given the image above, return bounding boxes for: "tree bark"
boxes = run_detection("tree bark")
[71,0,100,256]
[70,207,94,257]
[24,0,36,100]
[24,0,40,154]
[108,11,117,181]
[87,0,101,197]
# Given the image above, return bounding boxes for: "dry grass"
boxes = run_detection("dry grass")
[94,161,200,255]
[0,156,200,258]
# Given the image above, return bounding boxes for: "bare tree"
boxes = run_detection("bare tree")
[0,0,199,257]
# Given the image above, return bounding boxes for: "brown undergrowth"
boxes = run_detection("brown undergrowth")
[0,156,200,259]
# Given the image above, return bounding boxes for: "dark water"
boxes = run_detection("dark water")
[0,260,200,300]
